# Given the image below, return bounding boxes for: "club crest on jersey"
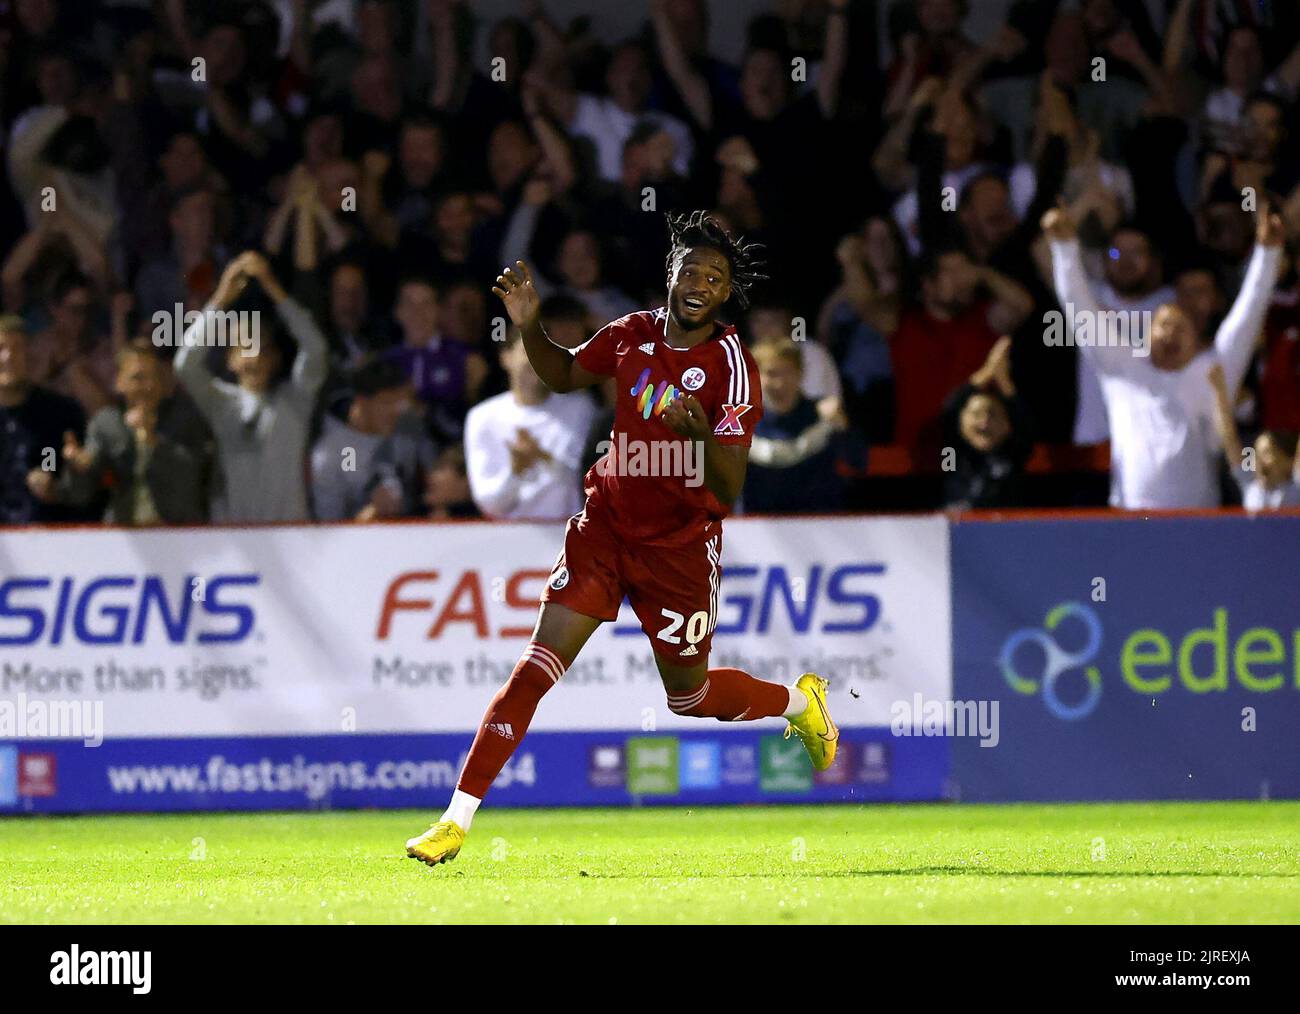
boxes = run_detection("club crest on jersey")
[549,567,570,590]
[714,403,752,436]
[629,367,680,420]
[681,366,707,391]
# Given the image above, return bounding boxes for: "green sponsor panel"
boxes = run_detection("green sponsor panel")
[760,735,812,793]
[626,737,679,795]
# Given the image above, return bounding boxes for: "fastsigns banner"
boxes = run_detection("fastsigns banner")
[0,515,951,811]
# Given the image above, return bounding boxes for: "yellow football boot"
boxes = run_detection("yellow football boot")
[405,820,466,866]
[783,673,838,771]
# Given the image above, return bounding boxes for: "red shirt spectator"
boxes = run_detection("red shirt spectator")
[891,298,1000,458]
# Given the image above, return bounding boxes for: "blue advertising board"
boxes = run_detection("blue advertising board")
[951,515,1300,801]
[0,728,946,813]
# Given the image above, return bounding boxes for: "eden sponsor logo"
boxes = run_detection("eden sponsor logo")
[1001,602,1300,721]
[50,946,151,994]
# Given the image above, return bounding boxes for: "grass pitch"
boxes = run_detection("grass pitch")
[2,801,1298,924]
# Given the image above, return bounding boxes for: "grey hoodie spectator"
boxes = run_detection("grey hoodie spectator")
[175,252,328,522]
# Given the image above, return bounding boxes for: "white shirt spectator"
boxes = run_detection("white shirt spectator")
[797,340,843,402]
[569,94,693,182]
[1072,281,1176,445]
[1050,237,1281,509]
[464,390,596,520]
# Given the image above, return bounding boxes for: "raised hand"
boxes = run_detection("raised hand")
[1256,200,1285,248]
[1040,204,1077,241]
[213,253,257,307]
[492,261,542,330]
[975,335,1016,396]
[62,430,94,471]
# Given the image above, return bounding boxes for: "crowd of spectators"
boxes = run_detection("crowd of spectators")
[3,0,1300,528]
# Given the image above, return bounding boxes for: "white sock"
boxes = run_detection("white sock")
[783,685,808,719]
[441,789,481,833]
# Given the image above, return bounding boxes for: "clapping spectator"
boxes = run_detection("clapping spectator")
[464,330,595,521]
[58,339,210,524]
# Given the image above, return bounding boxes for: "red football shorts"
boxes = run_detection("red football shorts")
[541,506,722,666]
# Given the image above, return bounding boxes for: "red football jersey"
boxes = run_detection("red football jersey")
[575,308,763,544]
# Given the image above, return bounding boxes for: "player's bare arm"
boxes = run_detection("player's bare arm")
[492,260,600,393]
[662,392,748,506]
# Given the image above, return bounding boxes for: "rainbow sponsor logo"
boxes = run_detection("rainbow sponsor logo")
[1000,602,1300,720]
[629,368,680,420]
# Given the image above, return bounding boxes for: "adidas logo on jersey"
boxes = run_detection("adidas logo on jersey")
[639,342,656,355]
[680,644,698,657]
[486,722,515,740]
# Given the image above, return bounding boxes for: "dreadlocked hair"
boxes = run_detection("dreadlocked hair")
[665,210,767,309]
